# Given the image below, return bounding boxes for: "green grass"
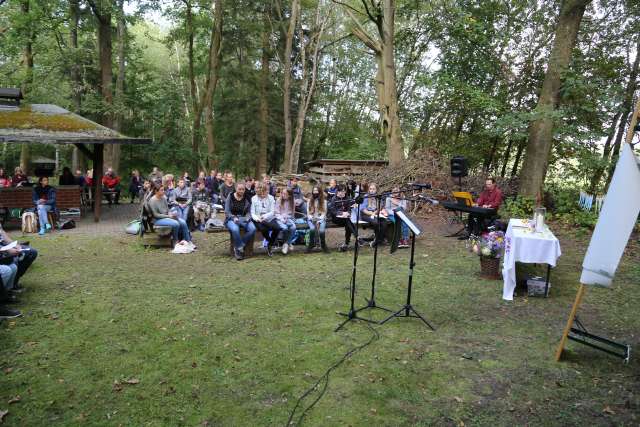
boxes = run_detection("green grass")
[1,228,639,426]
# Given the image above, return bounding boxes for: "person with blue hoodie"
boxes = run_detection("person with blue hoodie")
[32,176,56,235]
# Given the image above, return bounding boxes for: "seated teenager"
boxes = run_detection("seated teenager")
[251,182,281,256]
[171,178,192,221]
[11,167,28,187]
[59,167,76,185]
[263,174,277,197]
[225,181,255,260]
[386,186,410,248]
[205,170,220,203]
[275,187,297,255]
[244,176,256,201]
[359,182,389,246]
[102,167,121,204]
[192,181,212,231]
[329,185,357,252]
[162,174,175,202]
[307,185,328,253]
[325,179,338,201]
[32,177,56,236]
[219,172,235,202]
[147,184,192,245]
[0,262,18,305]
[0,168,11,188]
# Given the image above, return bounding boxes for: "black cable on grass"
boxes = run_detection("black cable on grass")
[285,322,380,426]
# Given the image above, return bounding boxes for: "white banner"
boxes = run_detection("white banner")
[580,144,640,286]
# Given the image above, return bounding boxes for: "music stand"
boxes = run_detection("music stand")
[381,207,435,330]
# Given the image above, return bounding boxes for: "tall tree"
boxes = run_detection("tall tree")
[256,5,270,177]
[109,0,127,174]
[19,0,34,172]
[281,0,299,172]
[519,0,592,197]
[203,0,223,170]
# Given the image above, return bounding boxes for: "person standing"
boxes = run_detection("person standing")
[128,170,143,203]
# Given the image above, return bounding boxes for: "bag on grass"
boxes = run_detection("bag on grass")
[21,212,37,234]
[59,219,76,230]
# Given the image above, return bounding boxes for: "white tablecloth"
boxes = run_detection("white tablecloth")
[502,218,562,300]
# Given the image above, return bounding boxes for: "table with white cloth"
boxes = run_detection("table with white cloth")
[502,218,562,301]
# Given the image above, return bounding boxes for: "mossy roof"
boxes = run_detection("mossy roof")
[0,104,150,145]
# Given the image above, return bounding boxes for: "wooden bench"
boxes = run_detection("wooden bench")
[0,186,82,225]
[139,203,173,247]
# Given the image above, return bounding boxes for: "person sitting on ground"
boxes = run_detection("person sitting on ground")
[147,183,192,245]
[0,168,11,188]
[359,182,389,247]
[32,176,56,236]
[325,179,338,201]
[102,167,121,204]
[171,178,192,221]
[0,222,37,293]
[11,167,28,187]
[386,186,410,248]
[251,182,281,256]
[275,187,298,255]
[192,180,212,231]
[219,172,235,202]
[307,185,328,253]
[225,181,255,260]
[129,169,143,203]
[59,166,76,185]
[329,185,357,252]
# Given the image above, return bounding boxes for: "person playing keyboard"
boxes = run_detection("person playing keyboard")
[473,178,503,209]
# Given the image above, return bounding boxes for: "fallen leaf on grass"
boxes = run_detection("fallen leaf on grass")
[603,406,615,415]
[112,381,123,392]
[3,368,13,375]
[125,378,140,385]
[7,396,20,404]
[370,408,377,415]
[453,396,463,403]
[0,409,7,422]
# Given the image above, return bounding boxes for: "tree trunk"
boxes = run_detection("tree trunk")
[500,137,514,178]
[287,4,325,174]
[70,0,84,173]
[109,0,125,174]
[510,139,526,178]
[282,0,299,171]
[380,0,404,167]
[604,37,640,190]
[185,1,201,173]
[20,0,33,173]
[588,112,620,193]
[518,0,591,197]
[256,7,270,177]
[204,0,223,171]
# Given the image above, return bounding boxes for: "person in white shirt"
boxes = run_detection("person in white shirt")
[251,182,282,256]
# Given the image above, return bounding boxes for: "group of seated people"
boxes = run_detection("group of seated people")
[0,225,38,320]
[138,166,414,260]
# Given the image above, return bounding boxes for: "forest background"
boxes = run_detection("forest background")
[0,0,639,206]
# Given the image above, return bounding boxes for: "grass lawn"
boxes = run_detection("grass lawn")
[1,225,639,426]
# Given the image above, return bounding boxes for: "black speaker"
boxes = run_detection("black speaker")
[450,156,468,178]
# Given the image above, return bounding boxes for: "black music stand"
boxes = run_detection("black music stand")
[381,207,435,329]
[335,194,392,332]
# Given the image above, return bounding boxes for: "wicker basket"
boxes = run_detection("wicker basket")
[479,256,501,280]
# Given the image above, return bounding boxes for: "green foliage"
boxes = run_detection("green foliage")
[499,195,535,219]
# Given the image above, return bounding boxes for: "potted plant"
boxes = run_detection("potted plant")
[468,231,505,280]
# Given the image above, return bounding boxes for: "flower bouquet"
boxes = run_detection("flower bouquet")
[468,231,505,279]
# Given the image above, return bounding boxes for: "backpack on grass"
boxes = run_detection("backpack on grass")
[21,212,37,234]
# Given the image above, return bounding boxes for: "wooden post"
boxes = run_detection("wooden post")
[555,284,586,361]
[624,97,640,145]
[93,144,104,222]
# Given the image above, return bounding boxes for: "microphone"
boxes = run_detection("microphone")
[411,182,432,189]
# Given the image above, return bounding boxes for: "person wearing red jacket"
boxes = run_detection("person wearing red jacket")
[102,167,121,205]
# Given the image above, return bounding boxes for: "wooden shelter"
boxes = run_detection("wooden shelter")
[0,90,151,222]
[304,159,389,183]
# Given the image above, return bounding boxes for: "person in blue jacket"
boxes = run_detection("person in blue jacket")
[32,176,57,235]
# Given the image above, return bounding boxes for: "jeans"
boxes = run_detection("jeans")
[307,219,327,247]
[36,204,52,229]
[389,215,409,239]
[0,264,18,290]
[175,205,190,221]
[16,247,37,283]
[226,219,256,249]
[277,219,297,244]
[255,218,282,246]
[155,217,191,242]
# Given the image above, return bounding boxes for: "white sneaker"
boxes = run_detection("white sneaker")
[288,243,294,252]
[282,243,289,254]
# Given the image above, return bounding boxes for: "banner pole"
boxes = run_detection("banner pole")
[555,284,586,361]
[624,97,640,146]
